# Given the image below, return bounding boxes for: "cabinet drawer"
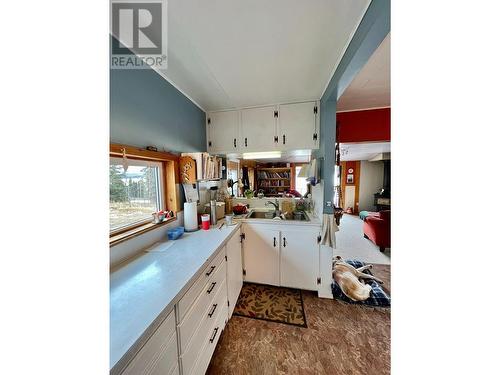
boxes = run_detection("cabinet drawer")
[190,303,228,375]
[178,260,227,353]
[178,249,225,321]
[180,282,227,375]
[122,310,177,375]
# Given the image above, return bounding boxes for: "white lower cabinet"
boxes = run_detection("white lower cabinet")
[242,223,320,290]
[121,309,178,375]
[119,228,244,375]
[226,228,243,318]
[280,228,320,291]
[177,229,242,375]
[242,224,280,286]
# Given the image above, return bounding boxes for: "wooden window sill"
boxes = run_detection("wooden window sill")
[110,217,177,247]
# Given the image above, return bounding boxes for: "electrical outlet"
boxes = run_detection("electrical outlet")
[326,201,332,207]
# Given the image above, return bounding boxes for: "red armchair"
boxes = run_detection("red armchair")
[363,210,390,252]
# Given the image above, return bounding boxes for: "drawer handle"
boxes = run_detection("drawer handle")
[207,282,216,294]
[283,237,286,247]
[273,237,276,247]
[209,327,219,343]
[206,265,216,276]
[208,303,217,318]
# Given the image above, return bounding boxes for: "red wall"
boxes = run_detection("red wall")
[337,108,390,143]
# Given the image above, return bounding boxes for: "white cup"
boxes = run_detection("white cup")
[225,214,234,226]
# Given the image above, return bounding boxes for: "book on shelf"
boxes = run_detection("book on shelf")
[257,170,290,179]
[181,152,221,180]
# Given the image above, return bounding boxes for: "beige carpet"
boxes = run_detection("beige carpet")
[336,214,391,264]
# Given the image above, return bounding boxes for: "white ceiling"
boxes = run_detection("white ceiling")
[159,0,371,111]
[340,142,390,161]
[337,33,390,112]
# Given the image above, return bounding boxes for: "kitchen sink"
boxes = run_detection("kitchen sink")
[246,209,310,222]
[284,211,310,221]
[248,210,277,219]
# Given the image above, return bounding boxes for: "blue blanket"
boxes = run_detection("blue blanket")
[331,260,391,307]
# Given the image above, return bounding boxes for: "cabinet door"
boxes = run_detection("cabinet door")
[280,227,320,291]
[242,224,280,286]
[226,228,243,318]
[240,106,277,152]
[207,110,239,153]
[278,101,318,150]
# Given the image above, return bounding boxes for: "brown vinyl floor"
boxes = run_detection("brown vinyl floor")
[207,265,390,375]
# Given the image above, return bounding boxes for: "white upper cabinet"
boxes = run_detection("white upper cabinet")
[205,101,319,153]
[240,106,278,152]
[277,101,319,150]
[206,110,239,153]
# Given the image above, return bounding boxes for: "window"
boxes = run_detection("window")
[294,166,309,196]
[109,157,164,232]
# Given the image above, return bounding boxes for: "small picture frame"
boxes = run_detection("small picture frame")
[346,174,354,184]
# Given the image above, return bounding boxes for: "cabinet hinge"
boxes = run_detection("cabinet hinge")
[243,269,246,276]
[227,300,230,307]
[317,277,321,285]
[274,110,278,118]
[240,233,245,242]
[208,141,212,147]
[313,133,318,141]
[225,255,227,261]
[317,235,321,243]
[207,117,211,124]
[313,106,318,114]
[274,136,278,143]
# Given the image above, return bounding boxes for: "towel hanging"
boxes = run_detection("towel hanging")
[320,213,339,248]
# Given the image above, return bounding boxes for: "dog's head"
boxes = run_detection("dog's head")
[333,255,343,267]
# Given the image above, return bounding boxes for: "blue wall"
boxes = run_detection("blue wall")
[317,0,390,213]
[110,37,206,152]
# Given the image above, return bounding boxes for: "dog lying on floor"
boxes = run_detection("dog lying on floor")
[332,256,384,301]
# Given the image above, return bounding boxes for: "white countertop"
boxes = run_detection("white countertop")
[233,210,322,226]
[110,222,241,373]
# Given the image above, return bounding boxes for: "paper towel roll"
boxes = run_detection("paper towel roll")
[184,201,198,232]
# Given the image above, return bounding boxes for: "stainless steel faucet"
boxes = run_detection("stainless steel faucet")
[265,199,280,214]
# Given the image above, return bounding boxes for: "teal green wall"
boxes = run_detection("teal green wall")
[110,37,206,152]
[317,0,390,213]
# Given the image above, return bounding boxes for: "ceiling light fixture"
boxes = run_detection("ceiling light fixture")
[242,151,282,159]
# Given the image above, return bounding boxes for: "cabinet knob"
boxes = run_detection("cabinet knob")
[209,327,219,343]
[207,282,216,294]
[208,304,218,318]
[206,265,216,276]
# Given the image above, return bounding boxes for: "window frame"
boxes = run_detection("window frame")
[109,143,180,246]
[109,157,165,235]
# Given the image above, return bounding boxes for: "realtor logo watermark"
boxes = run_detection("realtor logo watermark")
[110,0,167,69]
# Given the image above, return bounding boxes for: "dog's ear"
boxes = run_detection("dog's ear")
[335,255,342,260]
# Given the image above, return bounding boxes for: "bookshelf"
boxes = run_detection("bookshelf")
[256,167,292,196]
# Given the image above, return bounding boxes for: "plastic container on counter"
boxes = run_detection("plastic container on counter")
[167,226,185,240]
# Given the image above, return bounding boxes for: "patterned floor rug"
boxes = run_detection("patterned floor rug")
[233,282,307,328]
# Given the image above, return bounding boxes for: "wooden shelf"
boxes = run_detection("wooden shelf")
[258,167,291,171]
[257,177,290,180]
